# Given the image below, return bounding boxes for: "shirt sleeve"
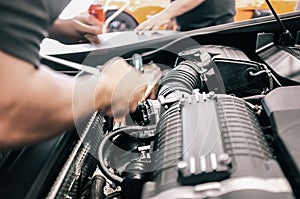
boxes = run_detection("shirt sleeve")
[0,0,70,67]
[43,0,71,23]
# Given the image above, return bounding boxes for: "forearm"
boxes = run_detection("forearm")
[0,52,145,148]
[162,0,205,18]
[0,52,97,148]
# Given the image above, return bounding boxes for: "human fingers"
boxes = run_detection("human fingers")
[151,23,161,34]
[101,58,147,118]
[135,20,155,34]
[74,19,102,35]
[165,18,177,30]
[84,34,101,44]
[101,57,131,75]
[135,21,148,34]
[73,19,102,44]
[110,84,146,120]
[96,57,135,108]
[128,84,147,112]
[75,14,103,26]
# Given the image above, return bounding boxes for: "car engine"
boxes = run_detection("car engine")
[44,42,300,199]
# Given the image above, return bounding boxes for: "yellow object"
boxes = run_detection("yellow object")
[235,0,297,21]
[104,0,168,23]
[103,0,297,30]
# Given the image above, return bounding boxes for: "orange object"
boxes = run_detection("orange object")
[101,0,297,27]
[88,3,106,22]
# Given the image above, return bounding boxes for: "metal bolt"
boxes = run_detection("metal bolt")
[208,91,215,99]
[177,161,187,169]
[177,161,188,174]
[218,153,231,165]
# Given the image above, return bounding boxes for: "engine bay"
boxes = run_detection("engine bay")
[45,41,300,199]
[1,11,300,199]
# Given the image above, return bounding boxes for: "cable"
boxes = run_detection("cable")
[105,191,122,199]
[98,126,147,183]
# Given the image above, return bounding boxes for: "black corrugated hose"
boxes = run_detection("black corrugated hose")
[90,175,106,199]
[158,60,203,99]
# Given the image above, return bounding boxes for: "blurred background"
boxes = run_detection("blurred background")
[60,0,298,33]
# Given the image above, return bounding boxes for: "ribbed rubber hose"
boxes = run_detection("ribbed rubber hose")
[158,60,203,99]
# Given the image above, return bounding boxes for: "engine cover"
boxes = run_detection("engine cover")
[142,91,293,199]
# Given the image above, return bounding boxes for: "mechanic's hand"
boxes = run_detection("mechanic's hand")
[49,14,103,44]
[135,11,172,34]
[95,57,147,119]
[165,18,178,31]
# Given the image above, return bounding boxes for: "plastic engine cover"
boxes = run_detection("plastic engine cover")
[142,91,293,199]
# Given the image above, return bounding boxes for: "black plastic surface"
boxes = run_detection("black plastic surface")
[262,86,300,198]
[0,131,76,199]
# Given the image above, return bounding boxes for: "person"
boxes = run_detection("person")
[135,0,236,33]
[0,0,148,149]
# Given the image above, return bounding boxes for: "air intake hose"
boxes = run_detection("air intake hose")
[158,60,205,100]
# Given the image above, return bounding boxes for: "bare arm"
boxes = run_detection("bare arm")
[296,0,300,10]
[0,51,75,148]
[135,0,205,32]
[0,52,146,149]
[162,0,205,18]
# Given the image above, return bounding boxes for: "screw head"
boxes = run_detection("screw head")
[177,161,187,170]
[218,153,231,165]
